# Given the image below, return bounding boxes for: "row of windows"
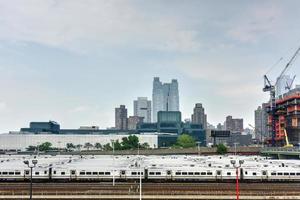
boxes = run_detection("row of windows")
[79,172,111,175]
[175,172,213,176]
[0,172,21,175]
[149,172,161,175]
[132,172,144,175]
[270,172,300,176]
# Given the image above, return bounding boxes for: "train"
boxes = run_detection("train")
[1,155,300,182]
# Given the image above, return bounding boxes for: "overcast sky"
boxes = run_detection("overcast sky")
[1,0,300,133]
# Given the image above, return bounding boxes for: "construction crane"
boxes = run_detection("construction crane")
[248,124,264,147]
[283,128,293,148]
[263,46,300,146]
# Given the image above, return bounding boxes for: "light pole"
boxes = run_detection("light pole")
[196,141,201,156]
[230,160,244,200]
[111,139,115,186]
[139,154,142,200]
[24,159,38,200]
[233,142,238,156]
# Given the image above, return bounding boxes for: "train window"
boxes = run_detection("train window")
[284,173,289,176]
[155,172,161,175]
[149,172,155,175]
[227,172,231,176]
[290,173,295,176]
[93,172,98,175]
[53,171,56,175]
[137,172,143,175]
[15,172,21,175]
[182,172,187,175]
[201,172,206,175]
[217,171,221,175]
[271,173,276,176]
[188,172,193,175]
[80,172,85,175]
[208,164,211,167]
[121,171,125,175]
[245,171,248,175]
[0,172,2,175]
[99,172,104,175]
[262,171,267,176]
[2,172,7,175]
[252,172,257,176]
[278,173,283,175]
[195,172,200,175]
[25,171,29,175]
[9,172,14,175]
[86,172,92,175]
[297,173,300,176]
[167,171,171,175]
[207,172,213,175]
[105,172,110,175]
[44,171,47,174]
[71,171,76,175]
[132,172,137,175]
[225,165,229,167]
[175,172,181,175]
[35,172,39,175]
[61,172,65,175]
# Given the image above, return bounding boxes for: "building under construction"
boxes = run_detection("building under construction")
[266,86,300,146]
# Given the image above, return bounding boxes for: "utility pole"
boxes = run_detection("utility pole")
[231,160,244,200]
[24,159,38,200]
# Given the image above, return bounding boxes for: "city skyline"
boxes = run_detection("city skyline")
[1,0,300,133]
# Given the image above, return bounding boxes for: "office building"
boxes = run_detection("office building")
[225,116,243,133]
[128,116,143,130]
[254,105,268,142]
[191,103,207,129]
[115,105,128,130]
[152,77,179,122]
[134,97,151,123]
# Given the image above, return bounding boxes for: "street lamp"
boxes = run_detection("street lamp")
[230,159,244,200]
[196,141,201,156]
[233,142,239,156]
[111,139,115,186]
[138,155,142,200]
[24,159,38,200]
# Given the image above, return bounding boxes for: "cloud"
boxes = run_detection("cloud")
[0,0,200,53]
[0,101,7,111]
[69,105,90,113]
[227,3,283,43]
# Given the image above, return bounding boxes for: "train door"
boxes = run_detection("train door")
[144,169,148,180]
[120,170,126,179]
[49,167,52,180]
[216,170,222,180]
[70,170,76,180]
[240,168,244,181]
[24,169,30,180]
[261,170,268,181]
[166,170,172,180]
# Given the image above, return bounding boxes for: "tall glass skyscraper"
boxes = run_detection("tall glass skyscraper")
[152,77,179,122]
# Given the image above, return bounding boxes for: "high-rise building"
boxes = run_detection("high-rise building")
[115,105,128,130]
[191,103,207,129]
[225,116,243,133]
[134,97,151,123]
[152,77,179,122]
[128,116,144,130]
[254,106,263,141]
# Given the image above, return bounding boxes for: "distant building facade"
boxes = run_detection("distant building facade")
[152,77,179,122]
[225,116,243,133]
[191,103,207,129]
[128,116,144,130]
[115,105,128,130]
[276,75,294,98]
[20,121,60,133]
[134,97,151,123]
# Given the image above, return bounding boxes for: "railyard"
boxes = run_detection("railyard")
[0,182,300,199]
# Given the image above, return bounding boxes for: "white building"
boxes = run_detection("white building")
[0,133,158,151]
[133,97,151,123]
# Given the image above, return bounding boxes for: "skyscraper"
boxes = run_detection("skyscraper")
[134,97,151,122]
[225,115,243,133]
[152,77,179,122]
[255,104,269,142]
[191,103,207,129]
[115,105,128,130]
[127,116,143,130]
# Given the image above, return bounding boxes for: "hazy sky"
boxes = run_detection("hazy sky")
[1,0,300,133]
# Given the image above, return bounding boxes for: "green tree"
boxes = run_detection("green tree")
[66,143,75,150]
[103,143,113,151]
[94,143,102,150]
[84,142,93,151]
[175,134,196,148]
[113,140,122,150]
[141,142,150,149]
[26,145,37,151]
[38,142,52,151]
[216,143,228,155]
[76,144,83,151]
[121,135,139,150]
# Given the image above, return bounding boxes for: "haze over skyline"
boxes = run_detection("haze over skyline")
[1,0,300,133]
